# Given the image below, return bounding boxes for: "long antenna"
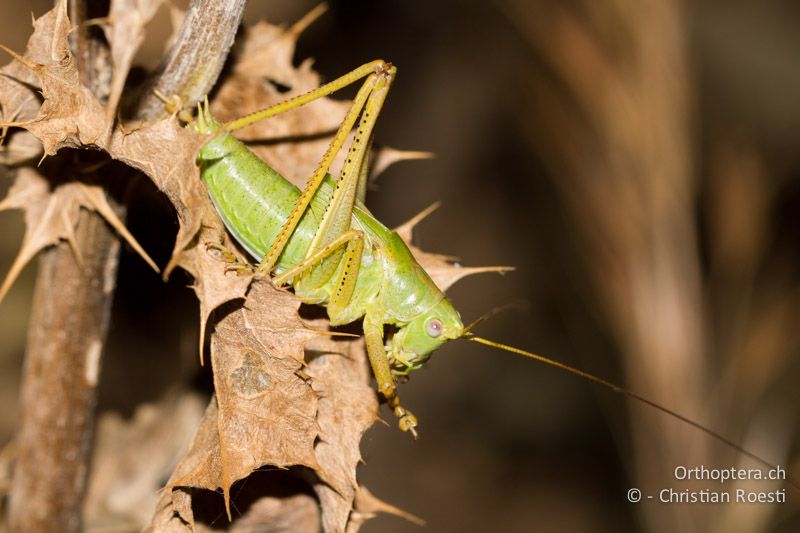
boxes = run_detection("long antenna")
[462,301,527,335]
[465,334,798,489]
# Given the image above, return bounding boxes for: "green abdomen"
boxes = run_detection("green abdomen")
[199,134,324,273]
[198,133,385,319]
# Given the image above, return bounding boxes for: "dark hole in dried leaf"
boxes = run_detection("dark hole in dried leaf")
[298,302,364,338]
[190,358,216,396]
[299,303,363,365]
[37,148,119,189]
[212,297,247,325]
[116,66,153,119]
[98,166,202,415]
[114,173,176,270]
[189,467,320,529]
[303,348,341,366]
[267,79,292,94]
[297,303,326,321]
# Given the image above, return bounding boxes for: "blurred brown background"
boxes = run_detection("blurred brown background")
[2,0,800,532]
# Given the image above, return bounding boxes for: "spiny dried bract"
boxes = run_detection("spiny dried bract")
[0,168,157,304]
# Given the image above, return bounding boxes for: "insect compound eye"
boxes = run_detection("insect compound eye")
[426,318,443,338]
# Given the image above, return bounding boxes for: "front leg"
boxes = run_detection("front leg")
[363,314,419,438]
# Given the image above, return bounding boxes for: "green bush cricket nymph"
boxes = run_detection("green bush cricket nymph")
[193,58,788,478]
[195,60,451,437]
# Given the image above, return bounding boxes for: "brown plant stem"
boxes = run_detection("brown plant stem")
[7,209,120,532]
[136,0,247,120]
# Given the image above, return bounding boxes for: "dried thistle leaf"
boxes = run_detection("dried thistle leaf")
[347,486,425,532]
[0,0,65,128]
[231,6,327,91]
[103,0,164,121]
[0,168,156,302]
[167,281,323,519]
[0,1,107,154]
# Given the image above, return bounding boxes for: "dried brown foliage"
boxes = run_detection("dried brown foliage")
[0,1,488,530]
